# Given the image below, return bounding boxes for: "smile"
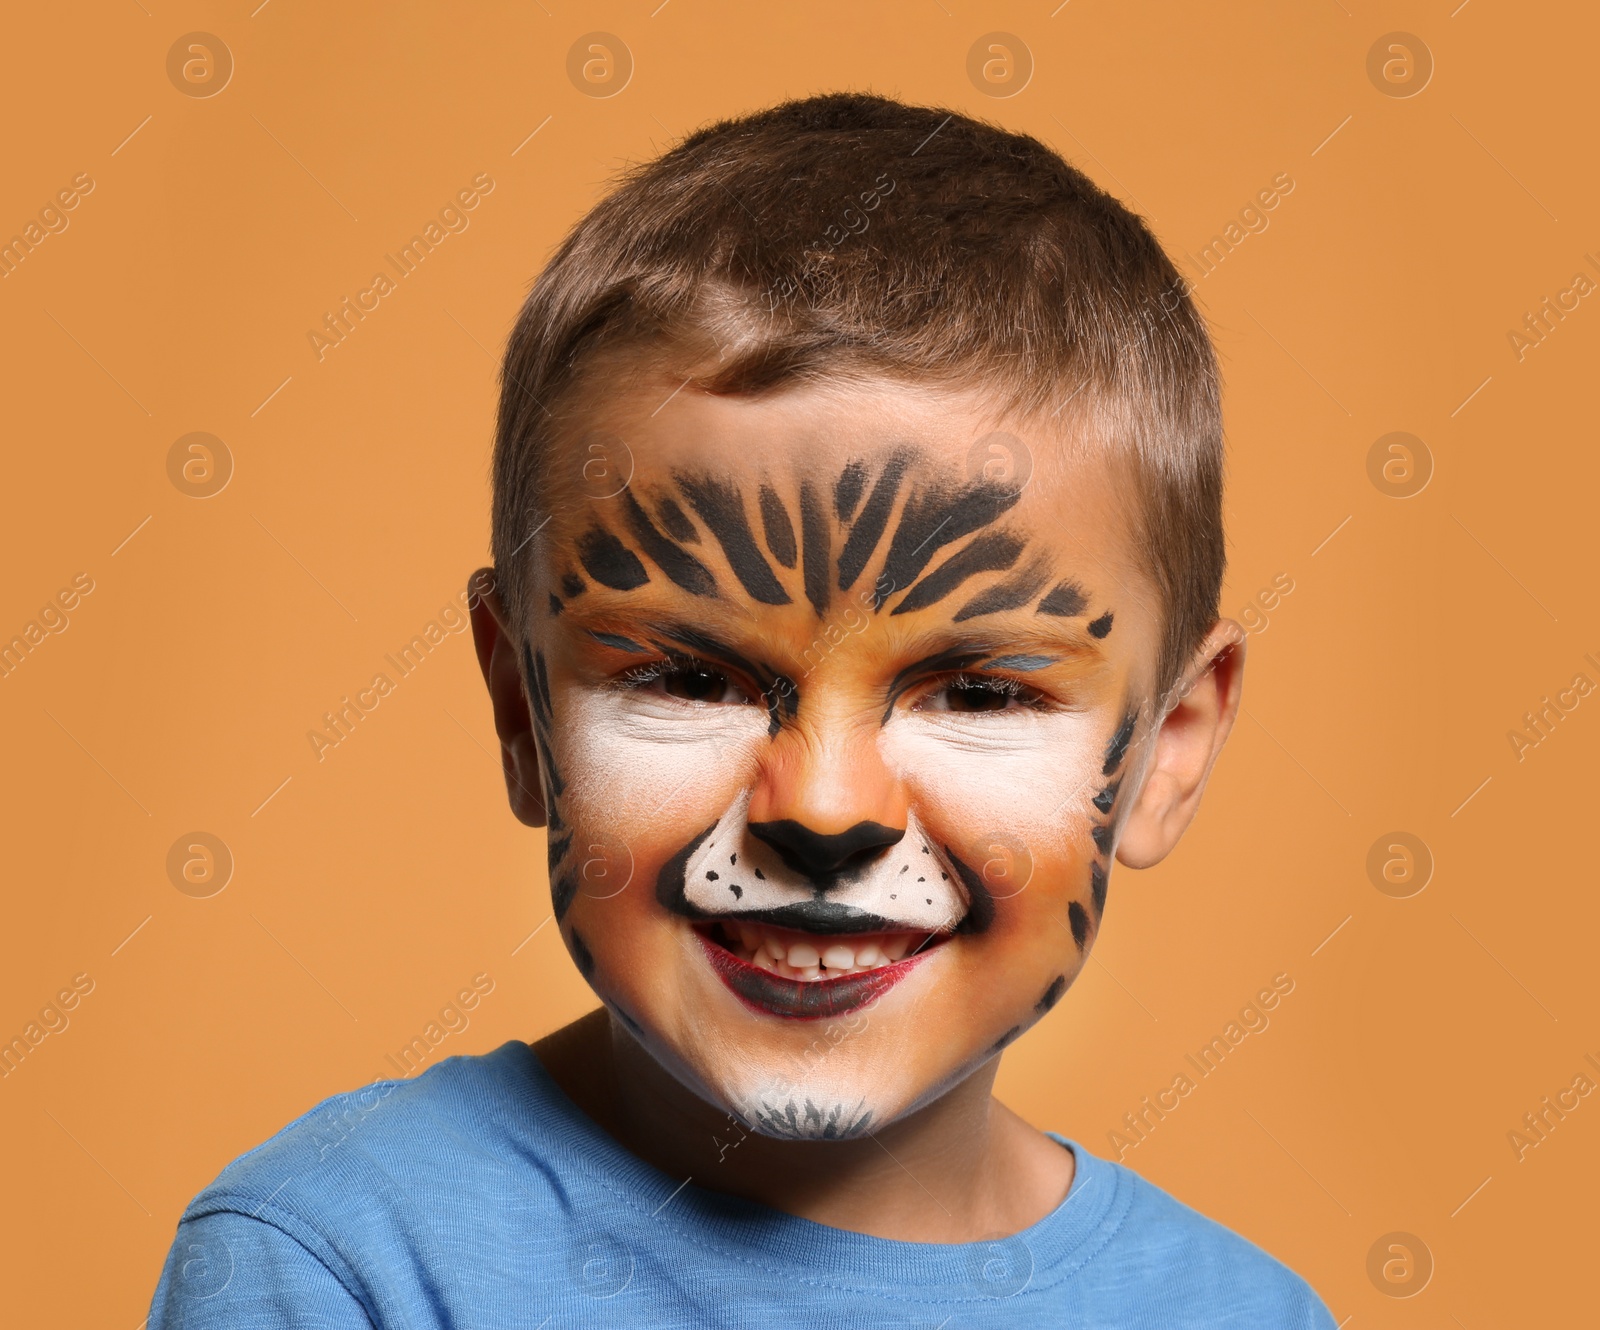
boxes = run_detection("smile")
[695,920,947,1020]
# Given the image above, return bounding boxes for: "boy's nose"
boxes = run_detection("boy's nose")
[748,819,904,884]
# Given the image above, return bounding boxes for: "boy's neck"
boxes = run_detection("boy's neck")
[532,1009,1075,1244]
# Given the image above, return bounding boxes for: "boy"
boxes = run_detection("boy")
[150,93,1335,1326]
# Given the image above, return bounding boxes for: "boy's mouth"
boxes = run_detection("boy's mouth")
[694,920,947,1020]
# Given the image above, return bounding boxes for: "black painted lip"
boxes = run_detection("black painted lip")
[696,929,938,1020]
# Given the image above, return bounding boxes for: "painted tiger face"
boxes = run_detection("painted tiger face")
[519,376,1165,1140]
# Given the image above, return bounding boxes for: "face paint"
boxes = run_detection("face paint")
[521,378,1159,1141]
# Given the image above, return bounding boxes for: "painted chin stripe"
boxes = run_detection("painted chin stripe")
[1036,580,1087,617]
[1036,973,1068,1014]
[953,554,1052,622]
[836,454,909,594]
[677,474,792,606]
[889,530,1025,617]
[622,490,718,596]
[757,485,798,569]
[798,480,830,617]
[576,526,649,591]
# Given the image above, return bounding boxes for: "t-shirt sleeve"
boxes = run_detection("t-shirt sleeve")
[148,1209,374,1329]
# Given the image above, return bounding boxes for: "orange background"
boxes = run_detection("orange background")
[3,2,1596,1324]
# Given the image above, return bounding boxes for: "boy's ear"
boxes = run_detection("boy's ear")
[468,568,547,828]
[1115,621,1246,870]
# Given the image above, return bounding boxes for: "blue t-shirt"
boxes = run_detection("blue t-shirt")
[149,1040,1335,1328]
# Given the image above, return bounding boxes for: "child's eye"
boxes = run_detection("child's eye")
[620,659,754,705]
[915,674,1047,714]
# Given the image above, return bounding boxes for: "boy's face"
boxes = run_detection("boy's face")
[506,375,1178,1140]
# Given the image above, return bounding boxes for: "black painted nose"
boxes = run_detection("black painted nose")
[748,819,905,884]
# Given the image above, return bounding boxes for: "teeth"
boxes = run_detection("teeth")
[785,941,820,969]
[718,924,934,980]
[822,944,854,970]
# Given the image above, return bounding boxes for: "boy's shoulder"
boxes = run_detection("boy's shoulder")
[1086,1148,1330,1315]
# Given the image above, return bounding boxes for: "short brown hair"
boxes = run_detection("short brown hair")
[492,92,1223,697]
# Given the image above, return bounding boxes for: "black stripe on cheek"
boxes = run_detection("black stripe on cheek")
[1036,974,1068,1014]
[677,475,792,605]
[548,594,563,617]
[834,459,867,522]
[1036,581,1087,617]
[952,555,1052,622]
[547,832,572,878]
[522,642,549,729]
[799,480,830,617]
[1091,823,1113,854]
[552,870,579,922]
[1090,862,1108,914]
[622,491,718,596]
[890,531,1024,617]
[1068,901,1090,948]
[534,650,555,721]
[569,928,596,980]
[656,497,698,543]
[1102,710,1137,776]
[758,485,798,568]
[577,526,649,591]
[1092,779,1120,814]
[877,480,1022,608]
[836,454,909,593]
[1088,611,1114,638]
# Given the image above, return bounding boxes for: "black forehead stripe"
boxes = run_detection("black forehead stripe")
[1037,580,1087,617]
[798,480,830,617]
[1102,710,1137,775]
[676,474,792,606]
[576,526,649,591]
[833,459,867,523]
[889,531,1025,617]
[953,554,1052,623]
[1088,611,1114,639]
[560,572,586,598]
[622,490,718,597]
[984,654,1056,672]
[836,454,909,593]
[655,496,698,543]
[587,630,650,653]
[882,645,991,721]
[876,480,1022,610]
[758,485,798,569]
